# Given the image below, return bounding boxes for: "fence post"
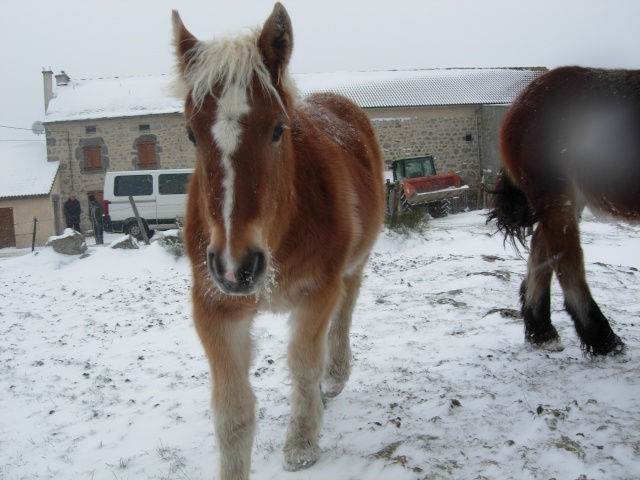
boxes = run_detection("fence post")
[31,217,37,252]
[128,196,151,245]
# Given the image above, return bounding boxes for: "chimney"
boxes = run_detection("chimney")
[55,71,70,86]
[42,69,53,113]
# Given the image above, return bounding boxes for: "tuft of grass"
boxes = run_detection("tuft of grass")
[384,208,429,236]
[157,218,185,258]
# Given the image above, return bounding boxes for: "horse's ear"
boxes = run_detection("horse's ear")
[257,2,293,81]
[172,10,199,74]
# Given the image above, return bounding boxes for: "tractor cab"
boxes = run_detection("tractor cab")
[391,156,437,181]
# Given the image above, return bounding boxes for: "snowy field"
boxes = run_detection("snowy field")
[1,210,639,480]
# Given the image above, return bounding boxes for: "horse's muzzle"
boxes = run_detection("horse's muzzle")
[208,249,267,296]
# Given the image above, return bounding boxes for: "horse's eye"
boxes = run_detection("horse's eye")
[271,123,285,143]
[187,130,197,146]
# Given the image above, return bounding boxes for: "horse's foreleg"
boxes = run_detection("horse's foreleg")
[194,301,256,480]
[283,286,340,471]
[521,225,562,350]
[541,209,625,355]
[323,268,363,398]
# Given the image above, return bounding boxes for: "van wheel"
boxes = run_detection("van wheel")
[124,219,149,241]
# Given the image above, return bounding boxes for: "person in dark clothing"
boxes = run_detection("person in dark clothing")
[63,194,81,231]
[88,195,104,244]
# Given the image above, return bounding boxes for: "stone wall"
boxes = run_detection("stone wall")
[44,104,502,230]
[478,105,508,175]
[368,105,483,207]
[45,113,193,231]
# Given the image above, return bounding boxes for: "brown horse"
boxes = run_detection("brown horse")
[489,66,640,356]
[173,3,385,478]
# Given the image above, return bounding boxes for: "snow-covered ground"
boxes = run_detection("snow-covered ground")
[1,210,639,480]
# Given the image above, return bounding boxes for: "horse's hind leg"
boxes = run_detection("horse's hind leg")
[322,267,364,398]
[521,224,563,350]
[540,207,625,355]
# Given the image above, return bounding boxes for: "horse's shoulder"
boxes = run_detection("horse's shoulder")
[298,93,363,120]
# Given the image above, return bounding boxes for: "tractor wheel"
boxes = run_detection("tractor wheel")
[428,200,451,218]
[399,192,412,214]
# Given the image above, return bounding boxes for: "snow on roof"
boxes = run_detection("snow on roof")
[44,74,182,123]
[43,68,546,123]
[295,68,546,108]
[0,142,59,199]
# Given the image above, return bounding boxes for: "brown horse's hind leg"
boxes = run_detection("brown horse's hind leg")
[521,225,563,350]
[322,266,364,398]
[540,207,625,355]
[283,283,342,471]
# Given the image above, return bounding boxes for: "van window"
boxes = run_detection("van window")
[159,173,192,195]
[114,175,153,196]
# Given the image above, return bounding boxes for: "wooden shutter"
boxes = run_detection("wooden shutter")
[138,141,156,167]
[83,145,102,170]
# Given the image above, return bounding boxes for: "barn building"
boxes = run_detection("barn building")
[41,68,545,233]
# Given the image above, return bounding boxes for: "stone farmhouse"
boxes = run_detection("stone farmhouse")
[42,68,545,233]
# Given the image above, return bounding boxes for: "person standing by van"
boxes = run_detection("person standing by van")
[88,195,104,244]
[63,194,81,231]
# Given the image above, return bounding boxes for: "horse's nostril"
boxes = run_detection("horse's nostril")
[208,251,225,279]
[207,250,267,295]
[240,250,266,282]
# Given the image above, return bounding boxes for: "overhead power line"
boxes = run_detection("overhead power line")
[0,125,35,131]
[0,139,46,142]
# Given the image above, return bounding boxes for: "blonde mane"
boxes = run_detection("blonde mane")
[174,27,298,111]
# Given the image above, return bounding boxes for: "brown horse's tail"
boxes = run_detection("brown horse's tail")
[486,170,539,254]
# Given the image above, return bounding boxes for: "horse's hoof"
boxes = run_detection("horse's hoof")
[540,338,565,352]
[283,457,318,472]
[609,334,626,355]
[611,341,626,355]
[321,380,345,399]
[585,333,626,357]
[283,442,320,472]
[526,338,565,352]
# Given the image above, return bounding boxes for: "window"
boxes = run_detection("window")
[83,145,102,170]
[114,175,153,196]
[139,124,150,132]
[138,141,156,167]
[159,173,192,195]
[86,126,97,134]
[403,159,425,179]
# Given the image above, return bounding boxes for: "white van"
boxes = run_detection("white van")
[103,169,193,238]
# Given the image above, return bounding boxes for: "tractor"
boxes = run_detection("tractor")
[387,156,468,218]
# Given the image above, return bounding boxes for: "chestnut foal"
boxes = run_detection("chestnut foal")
[173,3,385,478]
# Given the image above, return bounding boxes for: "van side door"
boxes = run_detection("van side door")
[156,172,192,224]
[112,173,156,223]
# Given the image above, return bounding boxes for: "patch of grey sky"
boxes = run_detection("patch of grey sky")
[1,0,639,142]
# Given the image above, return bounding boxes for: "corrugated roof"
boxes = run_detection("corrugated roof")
[0,143,59,199]
[295,69,546,108]
[43,68,546,122]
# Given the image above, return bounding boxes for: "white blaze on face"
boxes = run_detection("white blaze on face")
[211,84,250,262]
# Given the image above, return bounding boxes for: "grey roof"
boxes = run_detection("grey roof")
[295,68,547,108]
[43,68,546,123]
